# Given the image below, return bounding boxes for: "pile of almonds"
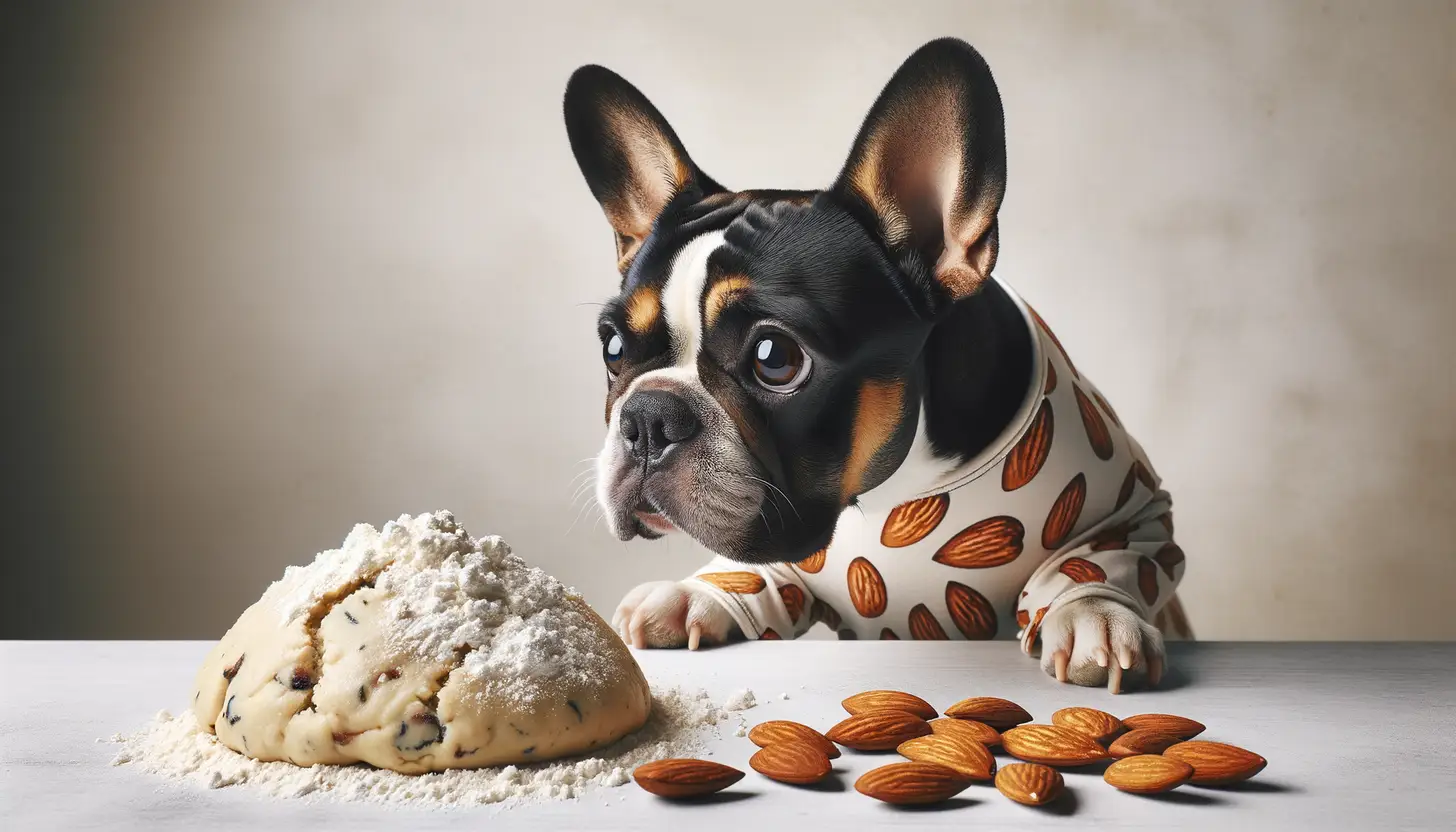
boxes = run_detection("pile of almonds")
[632,690,1266,809]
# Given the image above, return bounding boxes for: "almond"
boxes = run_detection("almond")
[1042,473,1088,550]
[1103,754,1194,794]
[1164,740,1267,786]
[846,557,888,618]
[695,571,766,594]
[932,515,1025,568]
[945,581,999,639]
[907,604,949,639]
[943,696,1033,729]
[995,762,1064,806]
[855,761,973,805]
[1002,724,1111,767]
[1058,557,1108,583]
[748,720,840,759]
[930,717,1001,747]
[896,734,996,781]
[1120,713,1205,739]
[749,743,832,785]
[842,690,938,720]
[826,710,932,751]
[1074,384,1115,460]
[1108,728,1183,758]
[796,548,826,573]
[1051,706,1124,743]
[1002,398,1054,491]
[633,758,745,797]
[880,494,950,547]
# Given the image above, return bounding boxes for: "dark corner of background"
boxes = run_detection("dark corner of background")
[2,3,111,639]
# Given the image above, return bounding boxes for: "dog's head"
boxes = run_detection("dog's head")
[564,38,1008,563]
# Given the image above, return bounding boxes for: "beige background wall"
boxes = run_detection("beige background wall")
[6,0,1454,640]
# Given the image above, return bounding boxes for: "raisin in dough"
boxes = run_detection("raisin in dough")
[191,511,651,774]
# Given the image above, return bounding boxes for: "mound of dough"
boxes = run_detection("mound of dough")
[191,511,650,774]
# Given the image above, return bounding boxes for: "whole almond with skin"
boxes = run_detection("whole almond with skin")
[930,717,1001,747]
[995,762,1064,806]
[1104,754,1194,794]
[943,696,1033,729]
[633,759,745,797]
[826,710,932,751]
[855,761,973,805]
[842,690,938,720]
[1002,724,1111,767]
[1109,729,1183,758]
[897,733,996,781]
[750,743,832,785]
[1121,713,1205,739]
[1052,706,1124,743]
[748,720,840,759]
[1164,741,1267,786]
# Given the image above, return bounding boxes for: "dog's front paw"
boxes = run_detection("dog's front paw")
[1038,597,1165,694]
[610,581,739,650]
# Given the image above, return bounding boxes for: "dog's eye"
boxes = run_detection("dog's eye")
[752,333,811,392]
[604,332,624,375]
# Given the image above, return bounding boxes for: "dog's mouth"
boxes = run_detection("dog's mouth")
[632,499,676,537]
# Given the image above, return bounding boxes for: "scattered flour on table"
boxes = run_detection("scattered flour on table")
[723,689,757,711]
[111,685,732,808]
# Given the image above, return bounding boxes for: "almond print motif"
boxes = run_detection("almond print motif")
[908,604,949,640]
[760,628,782,640]
[1156,513,1175,535]
[1074,384,1115,461]
[697,571,766,594]
[1016,608,1030,628]
[1088,522,1132,552]
[1024,606,1048,644]
[779,584,807,622]
[881,628,899,640]
[847,557,888,618]
[1138,557,1160,605]
[814,600,843,630]
[1135,459,1157,490]
[933,515,1025,568]
[945,581,998,639]
[1154,543,1185,580]
[1045,360,1058,394]
[797,548,826,574]
[881,494,950,547]
[1092,389,1121,427]
[1042,473,1087,550]
[1028,305,1079,378]
[1058,557,1107,584]
[1115,464,1137,512]
[1002,398,1054,492]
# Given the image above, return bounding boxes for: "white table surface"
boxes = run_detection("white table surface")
[2,640,1453,830]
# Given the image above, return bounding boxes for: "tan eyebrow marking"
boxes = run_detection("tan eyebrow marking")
[703,275,751,329]
[625,286,661,334]
[841,379,906,505]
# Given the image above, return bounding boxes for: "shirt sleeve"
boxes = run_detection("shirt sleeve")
[1015,489,1185,655]
[685,556,820,640]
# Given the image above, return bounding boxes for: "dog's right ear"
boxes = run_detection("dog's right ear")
[564,66,723,275]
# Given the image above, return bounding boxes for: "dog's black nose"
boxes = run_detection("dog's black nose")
[619,390,700,462]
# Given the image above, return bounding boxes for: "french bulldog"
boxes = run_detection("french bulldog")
[563,38,1191,692]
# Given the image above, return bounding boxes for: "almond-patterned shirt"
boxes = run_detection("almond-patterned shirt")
[685,280,1188,654]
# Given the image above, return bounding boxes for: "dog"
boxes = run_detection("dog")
[563,38,1191,692]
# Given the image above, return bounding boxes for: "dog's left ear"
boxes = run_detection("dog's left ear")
[831,38,1007,307]
[564,65,723,275]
